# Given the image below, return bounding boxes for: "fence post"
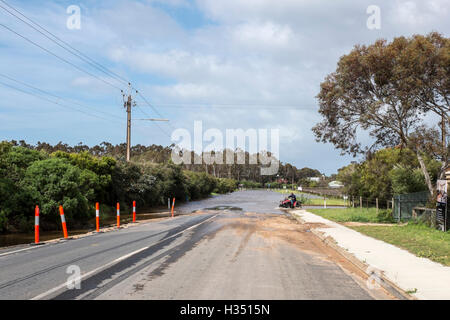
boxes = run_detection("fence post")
[392,197,394,210]
[352,196,355,208]
[360,196,362,210]
[168,198,171,210]
[376,198,379,215]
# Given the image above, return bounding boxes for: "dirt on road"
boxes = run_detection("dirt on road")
[95,212,395,300]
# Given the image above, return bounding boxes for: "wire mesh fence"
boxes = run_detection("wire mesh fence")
[393,191,430,221]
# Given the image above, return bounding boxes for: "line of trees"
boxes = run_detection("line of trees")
[314,32,449,197]
[8,140,323,186]
[0,141,237,233]
[337,147,442,204]
[1,140,324,233]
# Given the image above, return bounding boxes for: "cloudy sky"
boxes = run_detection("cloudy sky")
[0,0,449,174]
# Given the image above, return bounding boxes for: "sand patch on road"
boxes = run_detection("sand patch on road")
[216,213,395,299]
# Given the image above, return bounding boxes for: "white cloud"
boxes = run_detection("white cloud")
[0,0,448,174]
[232,22,294,48]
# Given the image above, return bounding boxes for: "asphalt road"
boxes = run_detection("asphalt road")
[0,191,392,300]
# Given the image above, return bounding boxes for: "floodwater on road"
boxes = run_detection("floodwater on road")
[178,190,285,214]
[177,189,342,214]
[0,190,338,248]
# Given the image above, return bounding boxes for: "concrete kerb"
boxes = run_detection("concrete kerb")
[289,211,415,300]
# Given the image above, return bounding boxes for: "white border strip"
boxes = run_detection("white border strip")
[30,214,218,300]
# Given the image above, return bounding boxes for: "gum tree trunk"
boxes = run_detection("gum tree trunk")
[416,151,434,197]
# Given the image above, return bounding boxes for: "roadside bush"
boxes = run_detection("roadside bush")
[297,194,311,205]
[0,142,239,233]
[21,158,93,228]
[264,182,282,189]
[184,171,217,200]
[376,209,395,223]
[389,166,427,195]
[52,151,115,204]
[215,178,238,194]
[240,180,262,189]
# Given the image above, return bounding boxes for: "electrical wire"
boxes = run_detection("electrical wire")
[0,79,122,123]
[0,23,123,91]
[0,0,129,86]
[0,73,122,121]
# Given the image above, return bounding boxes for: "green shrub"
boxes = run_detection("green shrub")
[21,158,92,227]
[184,171,217,200]
[376,209,395,223]
[215,178,238,194]
[0,143,239,233]
[240,180,262,189]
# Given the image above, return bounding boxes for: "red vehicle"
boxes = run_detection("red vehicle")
[279,197,302,209]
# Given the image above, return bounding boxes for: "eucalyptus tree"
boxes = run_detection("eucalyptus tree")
[313,33,449,196]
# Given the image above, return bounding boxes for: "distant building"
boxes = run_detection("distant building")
[328,181,344,188]
[307,177,321,182]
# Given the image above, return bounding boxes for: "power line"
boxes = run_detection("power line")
[0,79,121,123]
[134,90,176,131]
[0,0,173,121]
[0,22,172,138]
[135,103,318,110]
[0,23,123,91]
[135,103,172,138]
[0,0,173,139]
[0,0,129,86]
[0,73,122,121]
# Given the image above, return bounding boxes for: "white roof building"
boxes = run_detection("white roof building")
[328,181,344,188]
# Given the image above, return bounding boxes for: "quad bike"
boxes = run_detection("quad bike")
[279,198,302,209]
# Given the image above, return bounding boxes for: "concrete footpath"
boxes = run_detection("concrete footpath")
[293,210,450,300]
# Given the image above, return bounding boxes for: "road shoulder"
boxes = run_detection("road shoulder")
[291,209,450,300]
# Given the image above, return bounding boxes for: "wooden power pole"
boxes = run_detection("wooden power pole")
[123,83,134,162]
[122,84,170,162]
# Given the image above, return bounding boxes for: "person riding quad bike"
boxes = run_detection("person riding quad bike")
[288,193,297,208]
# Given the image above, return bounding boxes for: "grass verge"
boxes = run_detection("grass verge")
[307,198,347,206]
[308,207,391,223]
[351,224,450,266]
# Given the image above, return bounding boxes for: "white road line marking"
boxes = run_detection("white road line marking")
[30,214,218,300]
[0,245,47,258]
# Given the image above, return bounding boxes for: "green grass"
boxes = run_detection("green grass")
[307,198,347,206]
[309,207,388,223]
[351,224,450,266]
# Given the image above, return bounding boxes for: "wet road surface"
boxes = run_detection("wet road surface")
[0,191,392,300]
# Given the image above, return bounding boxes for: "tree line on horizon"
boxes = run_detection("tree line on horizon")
[0,140,323,233]
[8,139,324,185]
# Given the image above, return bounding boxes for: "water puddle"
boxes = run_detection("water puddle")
[192,206,243,213]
